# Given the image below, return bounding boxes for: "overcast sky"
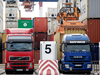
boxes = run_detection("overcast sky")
[3,2,57,30]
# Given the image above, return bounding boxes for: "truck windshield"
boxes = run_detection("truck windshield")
[65,44,90,52]
[7,43,33,51]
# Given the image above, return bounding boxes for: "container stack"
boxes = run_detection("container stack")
[47,8,58,41]
[0,0,3,64]
[5,0,19,28]
[34,17,47,64]
[80,0,100,61]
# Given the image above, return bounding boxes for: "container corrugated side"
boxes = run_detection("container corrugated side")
[0,33,2,63]
[35,33,47,49]
[80,0,100,21]
[83,19,100,43]
[34,17,47,33]
[34,50,40,64]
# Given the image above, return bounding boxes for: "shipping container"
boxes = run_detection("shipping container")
[34,17,47,33]
[83,19,100,43]
[21,18,31,20]
[54,30,86,60]
[33,18,34,28]
[47,8,57,18]
[80,0,100,21]
[6,22,18,28]
[34,50,40,64]
[0,18,3,33]
[0,2,3,19]
[90,43,99,61]
[6,0,19,7]
[6,8,19,18]
[18,20,32,28]
[48,18,58,35]
[6,17,18,22]
[35,33,47,49]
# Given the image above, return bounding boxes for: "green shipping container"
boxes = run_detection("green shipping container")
[18,20,32,28]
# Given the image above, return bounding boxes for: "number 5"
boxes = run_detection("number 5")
[45,44,51,54]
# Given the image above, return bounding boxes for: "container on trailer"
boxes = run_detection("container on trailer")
[0,18,3,33]
[6,0,19,7]
[54,30,86,60]
[0,2,3,19]
[35,33,47,49]
[18,20,32,28]
[83,19,100,43]
[47,8,57,18]
[21,18,31,20]
[34,17,47,33]
[6,22,18,28]
[80,0,100,21]
[33,18,34,28]
[6,8,19,18]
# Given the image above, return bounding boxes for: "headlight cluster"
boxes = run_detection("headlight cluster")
[7,63,10,68]
[65,64,69,68]
[87,64,91,68]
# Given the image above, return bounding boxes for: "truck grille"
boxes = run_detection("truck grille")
[10,57,30,61]
[69,56,86,60]
[74,66,83,68]
[11,63,28,65]
[11,66,28,69]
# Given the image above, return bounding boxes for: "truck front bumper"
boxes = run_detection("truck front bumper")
[6,69,34,72]
[62,62,92,72]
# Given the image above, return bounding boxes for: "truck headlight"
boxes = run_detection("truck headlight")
[29,63,32,68]
[7,63,10,68]
[65,64,69,68]
[87,64,91,68]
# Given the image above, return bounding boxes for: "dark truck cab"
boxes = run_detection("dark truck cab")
[58,34,94,74]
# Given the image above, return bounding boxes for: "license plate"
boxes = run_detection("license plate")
[75,64,81,66]
[16,69,23,71]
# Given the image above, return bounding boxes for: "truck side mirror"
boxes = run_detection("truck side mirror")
[34,42,38,50]
[2,43,5,50]
[60,43,64,52]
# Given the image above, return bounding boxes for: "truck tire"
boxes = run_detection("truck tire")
[58,61,62,73]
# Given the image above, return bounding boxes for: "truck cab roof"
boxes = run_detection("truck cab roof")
[62,34,90,43]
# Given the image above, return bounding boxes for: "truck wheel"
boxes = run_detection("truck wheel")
[58,61,62,73]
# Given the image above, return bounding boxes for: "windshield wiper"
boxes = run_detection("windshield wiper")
[18,48,31,51]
